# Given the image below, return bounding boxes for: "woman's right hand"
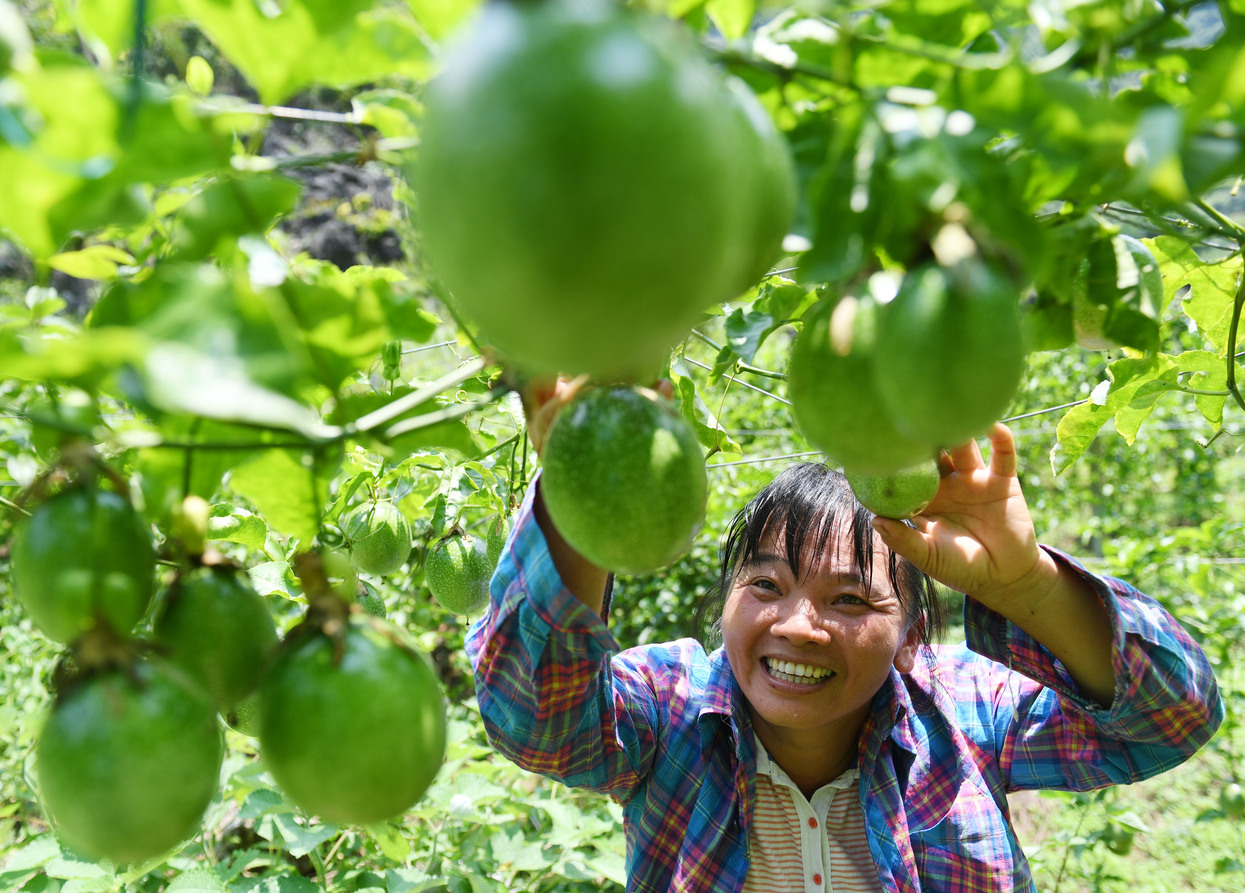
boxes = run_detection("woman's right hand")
[521,374,590,457]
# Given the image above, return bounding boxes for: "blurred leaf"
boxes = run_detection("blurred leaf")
[706,0,755,41]
[248,560,300,599]
[47,245,135,281]
[0,61,226,258]
[230,450,326,545]
[405,0,480,41]
[179,0,432,104]
[271,815,338,858]
[167,174,302,262]
[208,506,269,550]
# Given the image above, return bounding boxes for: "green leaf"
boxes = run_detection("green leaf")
[723,305,774,364]
[178,0,432,104]
[1150,236,1243,353]
[186,55,215,96]
[1051,397,1112,475]
[669,356,742,457]
[271,815,339,858]
[0,325,147,385]
[0,61,227,257]
[208,506,270,550]
[247,560,300,600]
[167,174,302,262]
[47,245,135,281]
[404,0,480,41]
[231,876,322,893]
[1174,349,1233,430]
[230,450,326,545]
[706,0,755,41]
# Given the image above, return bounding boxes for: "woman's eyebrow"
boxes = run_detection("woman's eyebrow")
[741,551,788,570]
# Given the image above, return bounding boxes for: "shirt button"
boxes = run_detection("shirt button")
[813,873,823,885]
[808,817,818,829]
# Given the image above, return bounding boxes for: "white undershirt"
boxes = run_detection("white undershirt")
[742,735,884,893]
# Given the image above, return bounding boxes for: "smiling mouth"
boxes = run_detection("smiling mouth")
[763,657,833,686]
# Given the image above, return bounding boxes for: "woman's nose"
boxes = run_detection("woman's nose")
[770,599,830,643]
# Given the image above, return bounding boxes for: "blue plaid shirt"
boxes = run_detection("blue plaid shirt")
[467,484,1223,892]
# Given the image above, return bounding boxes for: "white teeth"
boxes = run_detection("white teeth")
[766,659,831,684]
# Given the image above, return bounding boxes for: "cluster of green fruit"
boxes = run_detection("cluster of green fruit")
[11,474,447,866]
[786,256,1028,519]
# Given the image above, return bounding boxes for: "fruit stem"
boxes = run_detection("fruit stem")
[1225,272,1245,414]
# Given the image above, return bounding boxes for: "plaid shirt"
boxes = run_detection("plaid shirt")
[466,485,1223,893]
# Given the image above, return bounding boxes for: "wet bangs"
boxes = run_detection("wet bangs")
[726,464,878,591]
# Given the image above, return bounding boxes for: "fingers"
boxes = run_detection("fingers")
[985,422,1018,477]
[945,435,985,473]
[938,422,1017,478]
[523,374,589,456]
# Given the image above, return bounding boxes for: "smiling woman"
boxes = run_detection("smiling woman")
[465,380,1224,893]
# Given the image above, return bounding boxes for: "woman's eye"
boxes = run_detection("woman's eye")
[751,577,780,593]
[835,593,867,606]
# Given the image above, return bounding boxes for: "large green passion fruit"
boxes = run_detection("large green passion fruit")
[12,486,156,644]
[873,261,1026,447]
[414,0,747,379]
[720,76,797,295]
[153,566,279,711]
[541,386,707,574]
[258,619,447,824]
[35,658,224,864]
[787,294,939,474]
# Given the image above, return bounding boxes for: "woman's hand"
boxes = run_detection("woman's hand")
[870,423,1056,612]
[871,422,1118,705]
[521,374,590,457]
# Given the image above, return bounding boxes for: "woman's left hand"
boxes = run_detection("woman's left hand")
[870,423,1057,612]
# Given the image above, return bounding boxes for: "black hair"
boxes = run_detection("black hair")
[695,462,945,652]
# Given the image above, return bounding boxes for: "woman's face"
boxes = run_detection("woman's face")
[721,519,919,745]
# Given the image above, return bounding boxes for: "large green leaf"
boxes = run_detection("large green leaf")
[0,61,226,257]
[1150,236,1243,354]
[229,448,331,546]
[176,0,432,104]
[1051,354,1179,472]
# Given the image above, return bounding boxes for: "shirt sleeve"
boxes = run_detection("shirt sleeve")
[464,477,661,801]
[961,546,1224,792]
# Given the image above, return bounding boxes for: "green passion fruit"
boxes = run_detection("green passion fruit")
[414,0,749,379]
[35,658,224,865]
[541,386,707,574]
[720,76,797,295]
[12,486,156,644]
[153,566,278,710]
[258,619,447,824]
[224,693,261,737]
[787,295,940,474]
[845,460,941,520]
[426,532,492,615]
[341,501,413,577]
[874,261,1026,448]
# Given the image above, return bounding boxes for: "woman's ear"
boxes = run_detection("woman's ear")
[893,621,922,674]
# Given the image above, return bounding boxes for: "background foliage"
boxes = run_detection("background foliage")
[2,0,1245,890]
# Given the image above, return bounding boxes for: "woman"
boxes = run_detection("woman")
[466,380,1223,893]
